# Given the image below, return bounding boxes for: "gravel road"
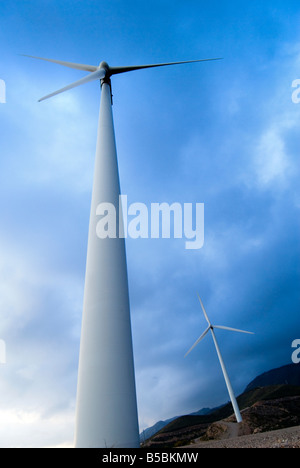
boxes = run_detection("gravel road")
[187,425,300,448]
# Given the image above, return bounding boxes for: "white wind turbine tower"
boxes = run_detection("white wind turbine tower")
[23,54,221,448]
[185,294,254,423]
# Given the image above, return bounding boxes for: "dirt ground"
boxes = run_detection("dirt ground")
[185,425,300,448]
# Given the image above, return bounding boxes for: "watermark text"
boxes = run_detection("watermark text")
[292,339,300,364]
[96,196,204,250]
[0,79,6,103]
[101,451,199,464]
[0,339,6,364]
[292,79,300,104]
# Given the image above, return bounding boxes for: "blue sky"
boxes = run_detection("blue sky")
[0,0,300,447]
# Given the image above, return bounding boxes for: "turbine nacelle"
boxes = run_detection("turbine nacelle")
[99,61,109,71]
[98,61,110,82]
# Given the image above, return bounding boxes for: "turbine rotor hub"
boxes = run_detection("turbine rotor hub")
[99,61,111,88]
[99,61,110,74]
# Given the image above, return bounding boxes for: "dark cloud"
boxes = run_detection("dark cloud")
[0,0,299,444]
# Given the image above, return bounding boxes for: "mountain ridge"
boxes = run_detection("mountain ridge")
[142,385,300,447]
[245,363,300,391]
[141,362,300,443]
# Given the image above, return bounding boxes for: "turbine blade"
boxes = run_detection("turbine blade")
[109,58,222,76]
[20,55,98,72]
[38,68,106,102]
[184,326,210,358]
[214,325,254,335]
[197,293,211,325]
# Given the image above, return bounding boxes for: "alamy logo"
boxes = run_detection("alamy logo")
[0,79,6,103]
[292,79,300,104]
[96,196,204,250]
[292,339,300,364]
[0,339,6,364]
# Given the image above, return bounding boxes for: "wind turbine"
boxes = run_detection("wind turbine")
[23,54,222,448]
[185,294,254,423]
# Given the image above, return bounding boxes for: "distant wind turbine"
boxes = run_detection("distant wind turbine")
[23,54,222,448]
[185,294,254,423]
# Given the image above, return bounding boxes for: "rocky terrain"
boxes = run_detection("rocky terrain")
[141,364,300,448]
[188,424,300,448]
[189,395,300,448]
[142,387,300,448]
